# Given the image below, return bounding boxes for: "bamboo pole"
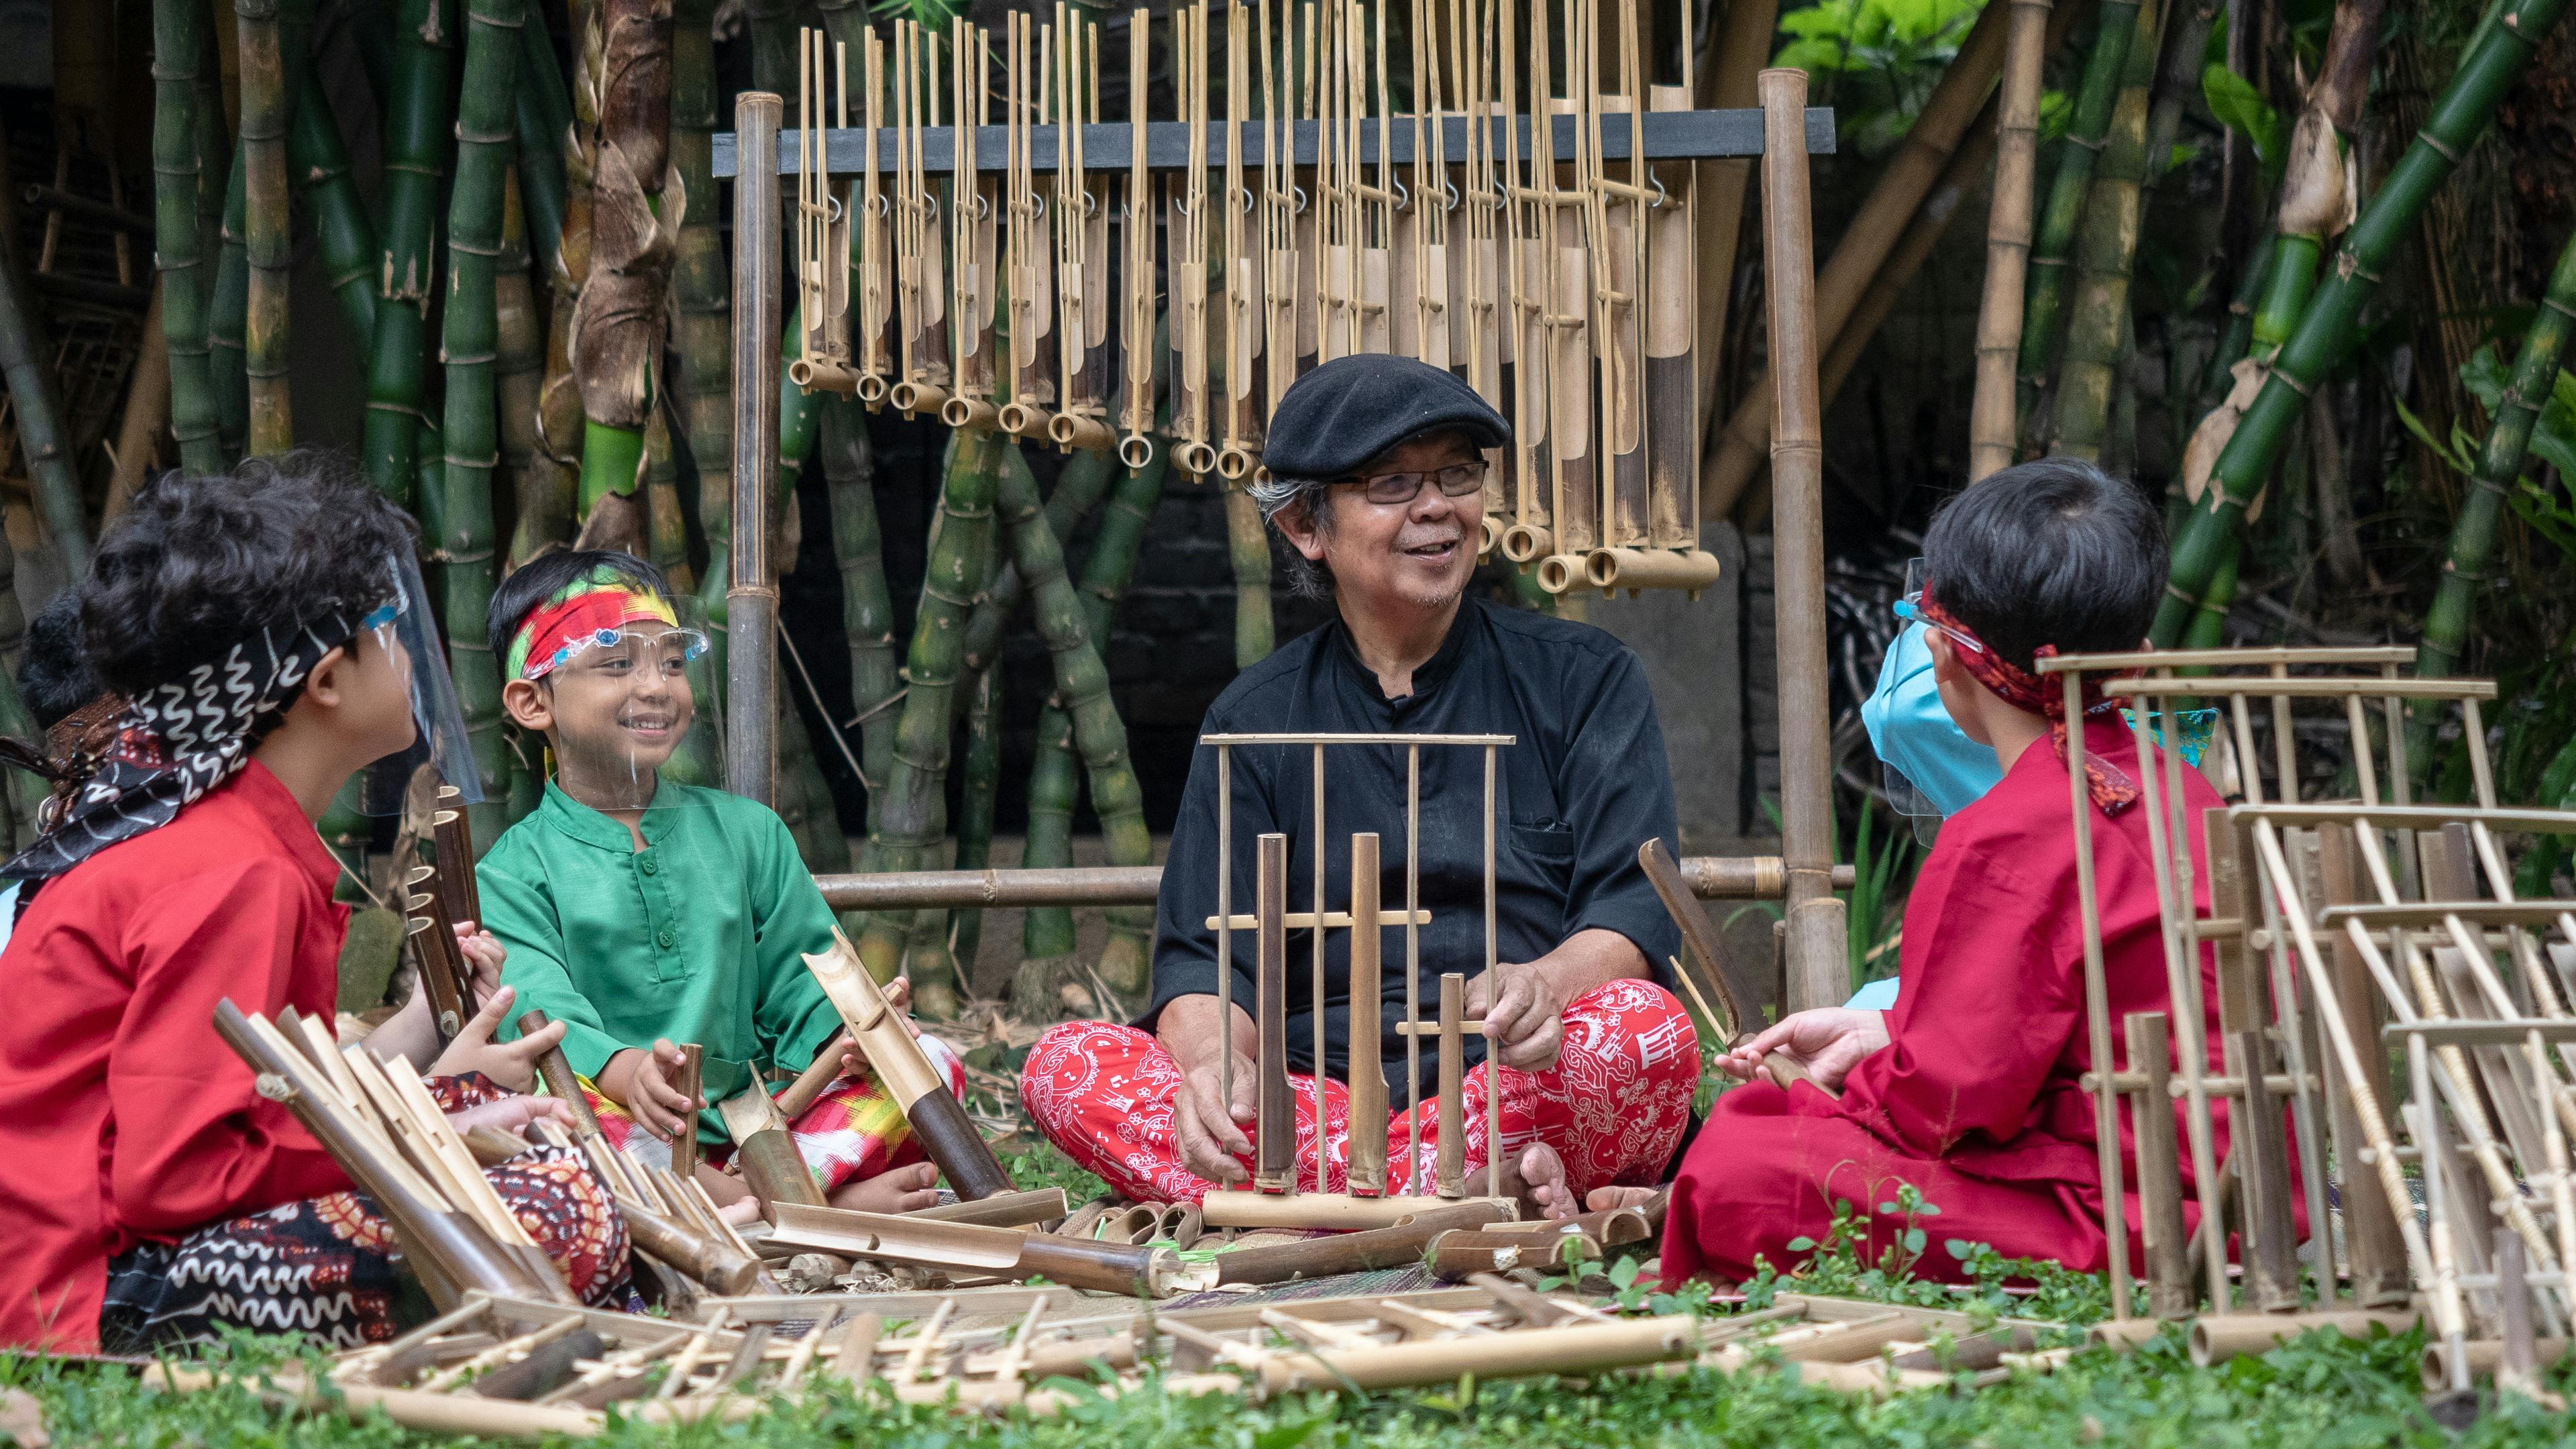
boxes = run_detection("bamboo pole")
[822,399,896,862]
[1758,68,1845,1012]
[513,4,570,282]
[442,0,525,853]
[0,242,91,580]
[289,69,379,354]
[729,91,782,807]
[1967,0,2052,478]
[153,0,224,475]
[2407,228,2576,777]
[209,144,249,460]
[518,1,591,564]
[812,857,1858,911]
[2046,0,2161,460]
[105,284,171,520]
[2153,0,2571,645]
[492,170,543,626]
[2247,0,2382,369]
[2012,0,2141,433]
[235,0,293,455]
[1702,0,2010,518]
[366,0,459,506]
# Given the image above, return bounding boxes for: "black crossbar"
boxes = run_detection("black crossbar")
[714,107,1834,178]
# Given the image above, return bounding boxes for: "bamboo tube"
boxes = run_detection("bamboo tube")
[1201,1191,1514,1229]
[1256,831,1293,1192]
[669,1044,703,1179]
[443,0,525,857]
[814,857,1855,911]
[806,927,1017,1198]
[234,0,293,457]
[1213,1200,1512,1285]
[2190,1309,2423,1366]
[1582,547,1723,596]
[152,0,224,476]
[1966,0,2052,478]
[1644,78,1698,549]
[1254,1316,1696,1393]
[1757,70,1846,1012]
[2125,1011,2192,1318]
[727,91,782,807]
[2157,0,2571,643]
[364,0,457,506]
[516,1010,606,1139]
[289,68,379,354]
[1348,833,1389,1195]
[2012,0,2141,425]
[1437,972,1466,1195]
[1703,0,2008,518]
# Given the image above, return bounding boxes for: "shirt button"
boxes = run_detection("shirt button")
[641,857,659,875]
[657,927,676,949]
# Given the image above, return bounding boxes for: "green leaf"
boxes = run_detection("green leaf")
[2392,389,2473,474]
[1902,1227,1927,1253]
[1786,1236,1817,1252]
[2200,65,2287,187]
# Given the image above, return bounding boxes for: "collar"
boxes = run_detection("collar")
[538,777,674,851]
[1330,597,1479,703]
[233,761,347,896]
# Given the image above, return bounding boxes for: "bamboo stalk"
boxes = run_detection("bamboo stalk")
[209,144,249,460]
[517,0,592,563]
[1701,0,2010,518]
[443,0,525,853]
[993,449,1157,994]
[2407,228,2576,776]
[106,286,172,521]
[729,91,782,808]
[1759,68,1846,1012]
[573,0,679,536]
[855,429,1004,999]
[0,242,91,580]
[672,0,729,598]
[2012,0,2141,431]
[236,0,294,455]
[366,0,460,506]
[513,7,570,280]
[289,68,379,353]
[820,399,896,867]
[493,166,543,627]
[1967,0,2053,479]
[154,0,225,475]
[2046,0,2161,460]
[2153,0,2571,645]
[951,667,1000,970]
[1227,484,1274,664]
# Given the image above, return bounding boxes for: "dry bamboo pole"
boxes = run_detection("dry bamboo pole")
[1703,0,2008,519]
[729,91,782,806]
[1967,0,2053,479]
[1756,69,1845,1011]
[105,283,170,521]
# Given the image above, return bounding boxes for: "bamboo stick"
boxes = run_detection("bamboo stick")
[806,927,1016,1198]
[1757,69,1845,1010]
[814,856,1856,910]
[728,90,782,806]
[1967,0,2053,478]
[1349,832,1388,1195]
[1437,972,1466,1195]
[1201,1191,1514,1229]
[1256,830,1293,1192]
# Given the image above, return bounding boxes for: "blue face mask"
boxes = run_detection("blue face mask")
[1860,619,2004,822]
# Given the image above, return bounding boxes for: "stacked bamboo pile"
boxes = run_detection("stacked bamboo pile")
[2046,645,2576,1401]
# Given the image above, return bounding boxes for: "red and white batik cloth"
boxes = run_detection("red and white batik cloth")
[1021,979,1698,1204]
[579,1034,967,1193]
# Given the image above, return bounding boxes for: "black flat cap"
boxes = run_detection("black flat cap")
[1260,354,1511,479]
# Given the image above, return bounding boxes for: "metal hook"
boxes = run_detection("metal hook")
[1443,177,1461,211]
[1390,176,1411,212]
[1291,182,1308,215]
[1646,168,1669,210]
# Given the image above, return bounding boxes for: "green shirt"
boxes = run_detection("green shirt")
[483,780,843,1144]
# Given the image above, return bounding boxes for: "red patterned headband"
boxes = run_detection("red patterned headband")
[1917,594,2138,815]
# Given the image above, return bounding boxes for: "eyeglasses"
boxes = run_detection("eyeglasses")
[1334,460,1489,506]
[553,628,710,684]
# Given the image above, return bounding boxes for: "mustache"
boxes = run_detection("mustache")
[1395,528,1463,549]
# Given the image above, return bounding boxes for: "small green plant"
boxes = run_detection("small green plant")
[1772,0,1986,156]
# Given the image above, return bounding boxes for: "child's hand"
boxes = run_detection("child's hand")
[426,985,566,1092]
[453,921,506,1007]
[445,1093,575,1138]
[834,975,919,1076]
[601,1038,702,1142]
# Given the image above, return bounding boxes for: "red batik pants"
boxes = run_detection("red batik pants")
[1020,979,1699,1205]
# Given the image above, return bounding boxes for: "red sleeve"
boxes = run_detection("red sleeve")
[106,859,349,1234]
[1833,835,2082,1157]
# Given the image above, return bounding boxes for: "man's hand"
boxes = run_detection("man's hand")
[1174,1046,1258,1186]
[1719,1008,1889,1094]
[1464,961,1569,1071]
[598,1038,702,1142]
[445,1093,576,1138]
[425,985,565,1092]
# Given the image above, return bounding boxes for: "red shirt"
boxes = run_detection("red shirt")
[0,763,352,1352]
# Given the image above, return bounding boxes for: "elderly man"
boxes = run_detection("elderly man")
[1020,356,1697,1214]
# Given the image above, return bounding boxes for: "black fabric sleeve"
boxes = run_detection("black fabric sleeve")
[1556,646,1684,985]
[1139,721,1281,1036]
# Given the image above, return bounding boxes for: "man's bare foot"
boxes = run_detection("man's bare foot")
[1514,1142,1582,1220]
[1582,1185,1662,1213]
[826,1161,941,1214]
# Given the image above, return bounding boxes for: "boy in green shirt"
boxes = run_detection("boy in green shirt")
[482,550,957,1215]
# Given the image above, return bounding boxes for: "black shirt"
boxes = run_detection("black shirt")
[1142,596,1684,1103]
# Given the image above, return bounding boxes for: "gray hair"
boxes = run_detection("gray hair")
[1246,473,1336,600]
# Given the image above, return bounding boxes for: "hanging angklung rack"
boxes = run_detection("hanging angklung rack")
[724,3,1830,598]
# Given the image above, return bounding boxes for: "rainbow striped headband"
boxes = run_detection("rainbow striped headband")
[506,572,684,682]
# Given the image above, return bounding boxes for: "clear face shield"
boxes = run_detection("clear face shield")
[360,552,491,815]
[523,621,720,805]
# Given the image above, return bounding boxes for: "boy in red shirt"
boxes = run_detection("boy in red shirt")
[1647,459,2241,1281]
[0,455,627,1352]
